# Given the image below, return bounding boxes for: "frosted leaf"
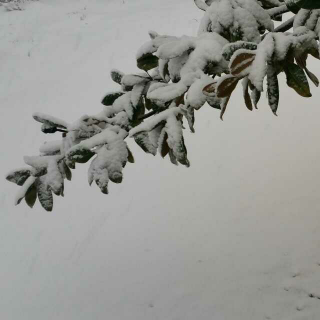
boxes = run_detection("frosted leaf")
[33,112,68,129]
[147,83,188,103]
[6,168,32,186]
[112,92,134,119]
[36,177,53,212]
[121,74,150,87]
[129,107,182,137]
[89,158,109,194]
[235,0,274,32]
[156,36,195,59]
[198,0,274,42]
[168,53,189,82]
[45,159,64,195]
[14,176,37,205]
[136,35,178,60]
[134,132,158,155]
[222,41,257,61]
[110,69,124,85]
[186,75,214,109]
[131,83,146,108]
[248,33,275,90]
[39,140,62,155]
[158,59,170,81]
[165,114,190,167]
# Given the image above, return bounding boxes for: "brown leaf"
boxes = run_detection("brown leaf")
[220,96,231,120]
[202,82,216,96]
[230,52,255,76]
[216,75,239,98]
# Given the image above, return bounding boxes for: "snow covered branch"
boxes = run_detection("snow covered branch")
[6,0,320,211]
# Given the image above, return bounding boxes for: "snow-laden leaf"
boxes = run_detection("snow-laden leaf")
[285,63,312,97]
[134,131,158,155]
[88,157,109,194]
[121,74,150,87]
[163,114,190,167]
[180,106,195,133]
[45,159,64,196]
[267,65,280,115]
[186,75,213,110]
[67,147,95,164]
[156,36,195,59]
[33,112,68,129]
[199,0,274,42]
[88,143,128,185]
[222,41,257,61]
[101,92,124,106]
[202,82,216,97]
[14,176,37,206]
[110,69,124,85]
[39,140,61,155]
[147,82,188,103]
[36,178,53,212]
[6,168,31,186]
[137,53,158,71]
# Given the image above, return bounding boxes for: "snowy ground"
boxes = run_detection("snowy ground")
[1,1,320,319]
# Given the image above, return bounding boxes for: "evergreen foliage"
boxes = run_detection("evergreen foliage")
[6,0,320,211]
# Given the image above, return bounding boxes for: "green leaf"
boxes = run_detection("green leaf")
[207,96,221,110]
[6,168,31,186]
[137,53,158,71]
[160,132,170,158]
[289,0,320,9]
[110,69,124,85]
[127,147,135,163]
[284,63,312,97]
[67,147,95,164]
[101,92,124,106]
[37,181,53,212]
[63,162,72,181]
[25,185,37,208]
[134,132,157,155]
[130,99,145,126]
[284,0,301,13]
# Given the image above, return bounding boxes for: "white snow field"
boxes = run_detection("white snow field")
[1,1,320,319]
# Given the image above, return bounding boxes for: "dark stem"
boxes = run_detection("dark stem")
[138,109,157,120]
[274,17,294,33]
